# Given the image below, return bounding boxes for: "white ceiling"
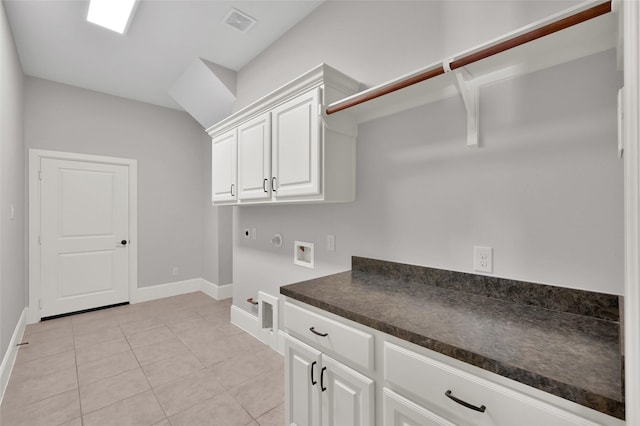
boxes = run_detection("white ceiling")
[4,0,323,110]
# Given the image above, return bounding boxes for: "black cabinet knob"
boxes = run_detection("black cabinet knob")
[121,240,127,245]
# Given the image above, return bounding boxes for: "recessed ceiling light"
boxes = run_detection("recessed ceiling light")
[224,8,257,33]
[87,0,139,35]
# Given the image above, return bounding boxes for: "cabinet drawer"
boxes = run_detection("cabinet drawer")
[383,387,456,426]
[384,342,600,426]
[284,302,374,372]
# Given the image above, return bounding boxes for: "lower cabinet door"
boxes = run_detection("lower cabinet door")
[383,388,456,426]
[285,335,322,426]
[321,354,374,426]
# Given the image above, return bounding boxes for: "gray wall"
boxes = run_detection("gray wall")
[229,1,624,317]
[203,139,233,285]
[24,77,213,287]
[234,1,578,110]
[1,0,25,361]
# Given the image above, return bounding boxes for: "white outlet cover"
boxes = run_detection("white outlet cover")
[474,246,493,273]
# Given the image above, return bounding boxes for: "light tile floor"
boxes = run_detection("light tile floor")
[0,292,284,426]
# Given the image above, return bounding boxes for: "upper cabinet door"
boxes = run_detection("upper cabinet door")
[272,88,321,199]
[211,130,237,203]
[238,113,272,201]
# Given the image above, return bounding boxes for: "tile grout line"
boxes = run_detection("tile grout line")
[76,311,175,422]
[74,307,157,420]
[145,307,233,423]
[126,322,173,425]
[71,317,85,426]
[9,295,269,425]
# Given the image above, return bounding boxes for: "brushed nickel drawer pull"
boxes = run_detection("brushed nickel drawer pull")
[309,327,328,337]
[445,390,486,413]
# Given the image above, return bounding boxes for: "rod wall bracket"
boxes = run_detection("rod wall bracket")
[455,69,479,148]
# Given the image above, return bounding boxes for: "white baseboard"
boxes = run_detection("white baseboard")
[1,308,28,405]
[132,278,233,304]
[28,278,233,321]
[230,305,260,337]
[200,279,233,300]
[132,278,201,303]
[230,305,285,356]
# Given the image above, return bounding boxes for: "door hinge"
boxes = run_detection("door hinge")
[38,170,43,180]
[38,235,41,245]
[38,299,42,310]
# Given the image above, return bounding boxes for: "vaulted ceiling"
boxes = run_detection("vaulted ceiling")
[4,0,323,110]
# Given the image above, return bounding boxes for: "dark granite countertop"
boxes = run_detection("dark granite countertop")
[280,257,624,420]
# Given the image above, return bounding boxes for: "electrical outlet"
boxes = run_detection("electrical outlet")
[172,266,179,276]
[243,228,250,239]
[474,246,493,273]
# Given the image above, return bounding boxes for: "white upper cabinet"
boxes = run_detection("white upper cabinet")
[211,129,237,203]
[207,64,360,206]
[271,88,321,199]
[238,113,271,201]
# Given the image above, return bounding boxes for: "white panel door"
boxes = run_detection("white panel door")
[322,354,374,426]
[271,88,321,198]
[40,158,129,317]
[238,113,272,200]
[383,388,457,426]
[285,335,322,426]
[211,130,237,203]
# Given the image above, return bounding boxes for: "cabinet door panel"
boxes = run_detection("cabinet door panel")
[383,388,456,426]
[286,335,322,426]
[322,354,374,426]
[211,130,237,203]
[272,88,321,198]
[238,113,271,200]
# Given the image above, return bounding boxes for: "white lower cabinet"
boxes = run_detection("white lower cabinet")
[285,335,374,426]
[384,342,603,426]
[285,334,321,426]
[283,301,622,426]
[383,388,456,426]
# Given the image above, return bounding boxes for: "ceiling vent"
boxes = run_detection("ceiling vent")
[224,8,256,33]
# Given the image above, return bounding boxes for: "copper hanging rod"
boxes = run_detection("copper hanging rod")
[325,0,612,116]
